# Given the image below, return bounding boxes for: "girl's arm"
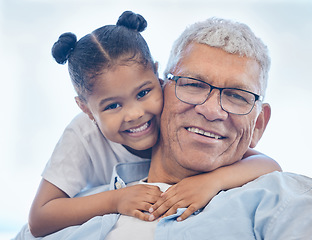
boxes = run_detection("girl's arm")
[29,179,161,237]
[148,149,281,221]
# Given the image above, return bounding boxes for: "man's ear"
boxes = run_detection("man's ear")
[75,96,94,121]
[250,103,271,148]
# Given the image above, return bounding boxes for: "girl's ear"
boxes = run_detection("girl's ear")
[154,61,159,78]
[154,61,165,87]
[75,96,94,121]
[159,78,164,86]
[250,103,271,148]
[154,61,159,73]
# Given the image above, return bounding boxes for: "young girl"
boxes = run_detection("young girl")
[28,11,281,237]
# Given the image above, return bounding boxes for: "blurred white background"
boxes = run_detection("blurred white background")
[1,0,311,238]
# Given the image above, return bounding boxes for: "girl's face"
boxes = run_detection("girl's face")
[83,63,163,151]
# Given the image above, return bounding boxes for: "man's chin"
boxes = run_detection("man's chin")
[180,157,223,173]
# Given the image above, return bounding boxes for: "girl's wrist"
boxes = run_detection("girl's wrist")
[105,189,120,214]
[206,169,227,191]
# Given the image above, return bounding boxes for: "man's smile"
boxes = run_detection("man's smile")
[186,127,225,140]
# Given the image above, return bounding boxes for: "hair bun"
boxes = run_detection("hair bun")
[116,11,147,32]
[52,32,77,64]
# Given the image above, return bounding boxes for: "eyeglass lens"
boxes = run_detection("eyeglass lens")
[175,77,256,115]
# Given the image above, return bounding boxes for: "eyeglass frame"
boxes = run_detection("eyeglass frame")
[167,73,263,115]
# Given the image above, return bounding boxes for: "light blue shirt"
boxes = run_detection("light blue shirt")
[14,160,312,239]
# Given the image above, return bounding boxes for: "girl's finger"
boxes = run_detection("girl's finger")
[177,204,198,221]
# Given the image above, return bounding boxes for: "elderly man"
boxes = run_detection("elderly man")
[16,17,312,240]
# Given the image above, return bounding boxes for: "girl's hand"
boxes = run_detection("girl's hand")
[115,184,162,221]
[148,174,220,221]
[148,152,281,222]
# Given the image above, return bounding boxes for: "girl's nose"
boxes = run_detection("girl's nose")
[124,105,144,122]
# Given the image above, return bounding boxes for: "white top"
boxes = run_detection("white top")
[42,113,147,197]
[105,180,171,240]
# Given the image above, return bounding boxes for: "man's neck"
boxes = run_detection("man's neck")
[147,141,195,184]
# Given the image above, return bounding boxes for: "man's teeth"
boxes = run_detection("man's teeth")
[187,127,222,139]
[129,122,149,133]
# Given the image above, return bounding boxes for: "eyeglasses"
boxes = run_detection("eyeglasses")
[167,74,263,115]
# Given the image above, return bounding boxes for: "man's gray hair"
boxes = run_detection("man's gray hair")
[164,17,270,96]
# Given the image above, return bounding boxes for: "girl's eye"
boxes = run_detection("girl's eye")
[104,103,121,111]
[137,89,151,99]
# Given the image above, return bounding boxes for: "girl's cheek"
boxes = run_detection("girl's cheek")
[156,91,164,114]
[154,98,164,116]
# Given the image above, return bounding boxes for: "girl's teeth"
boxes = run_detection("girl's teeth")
[187,127,222,139]
[129,122,149,133]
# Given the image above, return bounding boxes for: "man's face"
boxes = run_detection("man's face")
[160,43,265,177]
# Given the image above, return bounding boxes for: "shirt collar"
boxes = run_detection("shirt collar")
[109,160,151,190]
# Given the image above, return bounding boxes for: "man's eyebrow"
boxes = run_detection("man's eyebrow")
[180,72,209,82]
[181,72,253,91]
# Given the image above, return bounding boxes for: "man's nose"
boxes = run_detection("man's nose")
[194,89,228,121]
[124,105,144,122]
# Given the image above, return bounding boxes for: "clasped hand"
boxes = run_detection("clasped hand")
[115,174,219,222]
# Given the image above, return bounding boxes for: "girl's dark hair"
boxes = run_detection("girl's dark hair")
[51,11,155,102]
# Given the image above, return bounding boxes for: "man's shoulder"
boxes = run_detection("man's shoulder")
[210,171,312,212]
[247,171,312,195]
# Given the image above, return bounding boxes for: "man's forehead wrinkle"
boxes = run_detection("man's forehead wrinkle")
[173,48,261,93]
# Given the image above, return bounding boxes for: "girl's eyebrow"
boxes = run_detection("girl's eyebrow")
[98,96,118,108]
[137,80,153,90]
[98,80,154,107]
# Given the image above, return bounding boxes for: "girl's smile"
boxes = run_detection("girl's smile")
[123,119,152,135]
